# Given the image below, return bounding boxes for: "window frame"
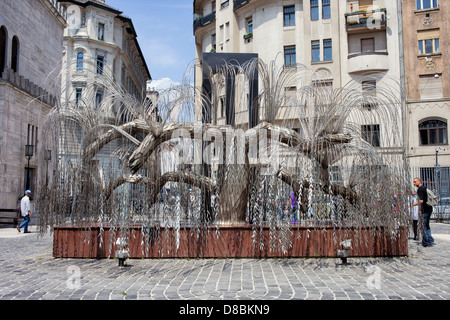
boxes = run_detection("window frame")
[416,0,439,10]
[98,23,105,41]
[311,40,320,62]
[284,45,296,67]
[323,39,332,61]
[311,0,319,21]
[361,124,381,148]
[419,119,448,146]
[220,0,229,10]
[283,5,296,27]
[322,0,331,19]
[96,55,104,75]
[418,38,440,55]
[76,51,84,72]
[75,88,82,106]
[95,89,104,109]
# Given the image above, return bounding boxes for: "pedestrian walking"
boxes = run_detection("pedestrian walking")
[17,190,32,233]
[412,178,434,247]
[409,191,419,240]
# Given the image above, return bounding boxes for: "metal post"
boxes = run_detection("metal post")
[435,147,445,220]
[25,145,34,190]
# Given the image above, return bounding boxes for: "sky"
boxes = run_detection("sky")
[106,0,195,90]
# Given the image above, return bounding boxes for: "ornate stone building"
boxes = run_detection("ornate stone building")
[0,0,67,209]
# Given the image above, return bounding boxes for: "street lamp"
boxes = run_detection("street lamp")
[25,144,34,190]
[435,147,445,220]
[44,149,51,185]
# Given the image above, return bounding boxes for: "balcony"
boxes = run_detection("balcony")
[347,51,389,73]
[234,0,250,11]
[345,8,387,34]
[193,11,216,33]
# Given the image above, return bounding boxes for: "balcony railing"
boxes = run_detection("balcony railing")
[345,8,386,33]
[234,0,250,11]
[193,11,216,33]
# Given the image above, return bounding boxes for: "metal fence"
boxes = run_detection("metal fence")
[410,166,450,222]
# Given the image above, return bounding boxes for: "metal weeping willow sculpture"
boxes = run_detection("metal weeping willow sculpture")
[39,58,410,259]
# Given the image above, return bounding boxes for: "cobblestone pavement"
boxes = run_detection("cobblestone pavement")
[0,222,449,302]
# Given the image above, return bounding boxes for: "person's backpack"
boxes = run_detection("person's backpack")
[426,188,438,207]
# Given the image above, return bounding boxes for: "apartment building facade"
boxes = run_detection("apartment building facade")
[57,0,151,161]
[194,0,402,155]
[58,0,151,111]
[401,0,449,197]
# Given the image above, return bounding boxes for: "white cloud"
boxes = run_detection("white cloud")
[148,78,181,91]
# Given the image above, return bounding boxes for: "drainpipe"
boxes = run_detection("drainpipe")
[397,0,409,174]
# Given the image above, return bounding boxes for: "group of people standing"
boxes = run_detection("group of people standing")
[410,178,435,247]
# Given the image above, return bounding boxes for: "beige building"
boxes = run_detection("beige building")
[57,0,151,161]
[194,0,403,156]
[401,0,449,197]
[0,0,67,209]
[59,0,151,108]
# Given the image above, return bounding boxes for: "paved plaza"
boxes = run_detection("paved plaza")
[0,222,449,303]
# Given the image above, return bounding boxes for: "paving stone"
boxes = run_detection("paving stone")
[1,223,450,300]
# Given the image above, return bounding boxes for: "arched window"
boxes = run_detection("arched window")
[11,36,19,72]
[419,119,448,146]
[76,51,84,72]
[0,26,7,76]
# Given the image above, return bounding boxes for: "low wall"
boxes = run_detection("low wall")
[52,224,408,259]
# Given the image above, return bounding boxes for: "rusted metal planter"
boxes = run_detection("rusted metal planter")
[52,224,408,259]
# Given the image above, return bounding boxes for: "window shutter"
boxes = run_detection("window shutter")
[361,38,375,52]
[420,75,442,99]
[417,29,440,41]
[359,0,373,11]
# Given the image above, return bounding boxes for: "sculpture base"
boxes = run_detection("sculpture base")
[52,224,408,259]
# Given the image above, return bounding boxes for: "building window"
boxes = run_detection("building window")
[419,120,447,145]
[98,23,105,41]
[311,0,319,21]
[220,0,229,9]
[420,74,442,99]
[95,89,103,108]
[361,38,375,53]
[284,86,297,104]
[97,55,104,75]
[76,52,84,72]
[284,45,296,67]
[323,39,332,61]
[416,0,439,10]
[220,96,225,118]
[418,38,439,54]
[11,36,19,72]
[220,24,224,44]
[284,5,295,26]
[322,0,331,19]
[362,80,377,108]
[246,17,253,34]
[27,124,38,157]
[0,26,7,75]
[225,22,230,41]
[362,124,380,147]
[312,40,320,62]
[211,33,216,51]
[418,29,440,54]
[75,88,82,105]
